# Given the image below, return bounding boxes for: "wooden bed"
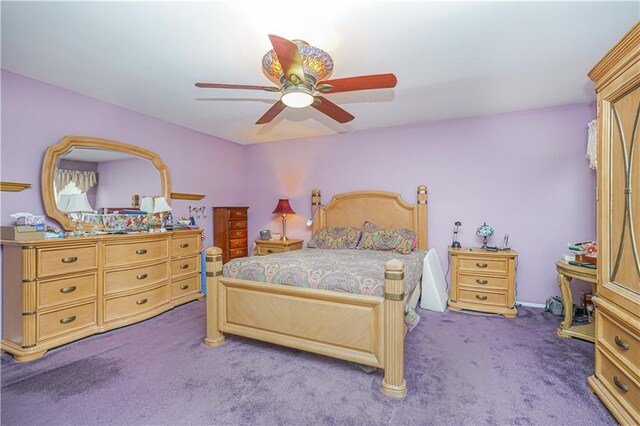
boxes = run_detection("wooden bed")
[204,185,427,398]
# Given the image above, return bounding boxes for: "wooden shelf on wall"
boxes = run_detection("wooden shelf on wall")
[0,182,31,192]
[171,192,205,201]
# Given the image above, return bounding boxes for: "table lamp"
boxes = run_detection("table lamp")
[62,192,94,235]
[272,199,295,240]
[476,222,494,249]
[152,196,172,229]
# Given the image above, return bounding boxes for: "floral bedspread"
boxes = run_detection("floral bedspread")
[223,248,425,329]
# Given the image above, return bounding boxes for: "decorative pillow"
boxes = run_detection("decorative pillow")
[356,221,417,254]
[307,227,362,249]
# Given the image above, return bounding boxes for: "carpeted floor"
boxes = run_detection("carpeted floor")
[1,301,614,425]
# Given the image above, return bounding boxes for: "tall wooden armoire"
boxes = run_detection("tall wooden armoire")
[587,22,640,425]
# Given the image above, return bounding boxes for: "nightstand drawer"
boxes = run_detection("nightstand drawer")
[256,245,284,255]
[38,273,97,309]
[230,238,247,249]
[38,302,96,341]
[458,289,507,307]
[458,257,508,274]
[597,349,640,419]
[458,273,508,290]
[230,229,247,239]
[229,220,247,230]
[598,309,640,373]
[230,247,248,259]
[37,245,97,278]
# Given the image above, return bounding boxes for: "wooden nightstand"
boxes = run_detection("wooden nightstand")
[254,239,303,256]
[448,247,518,318]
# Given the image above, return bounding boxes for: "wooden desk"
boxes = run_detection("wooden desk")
[555,260,597,342]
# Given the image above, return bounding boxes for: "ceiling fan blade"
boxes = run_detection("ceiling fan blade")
[256,101,287,125]
[268,35,305,84]
[195,83,279,92]
[312,96,354,124]
[317,73,397,94]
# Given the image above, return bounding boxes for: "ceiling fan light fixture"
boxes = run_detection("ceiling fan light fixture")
[281,85,314,108]
[262,41,334,85]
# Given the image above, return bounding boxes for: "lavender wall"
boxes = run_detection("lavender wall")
[245,103,596,305]
[0,70,246,249]
[96,157,161,209]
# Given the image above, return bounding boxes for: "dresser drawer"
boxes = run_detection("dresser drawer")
[37,245,97,278]
[228,208,247,219]
[230,238,247,249]
[457,288,507,307]
[38,272,97,309]
[171,255,199,278]
[172,275,200,299]
[230,247,248,259]
[597,349,640,420]
[458,257,508,274]
[256,245,285,255]
[229,229,247,239]
[105,239,168,267]
[458,273,508,290]
[104,261,169,295]
[38,302,96,341]
[597,310,640,373]
[172,235,200,257]
[104,284,170,323]
[229,220,247,230]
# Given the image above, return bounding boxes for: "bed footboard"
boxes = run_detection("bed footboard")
[203,247,407,398]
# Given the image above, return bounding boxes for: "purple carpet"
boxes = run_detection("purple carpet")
[1,301,614,425]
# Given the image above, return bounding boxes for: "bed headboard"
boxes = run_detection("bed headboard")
[311,185,428,250]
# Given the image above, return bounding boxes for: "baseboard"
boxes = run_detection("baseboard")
[517,301,546,309]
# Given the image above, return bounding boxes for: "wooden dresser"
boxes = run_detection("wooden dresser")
[213,207,248,263]
[1,230,202,362]
[587,23,640,425]
[448,247,518,318]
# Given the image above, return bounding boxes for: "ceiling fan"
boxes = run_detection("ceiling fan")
[195,35,397,125]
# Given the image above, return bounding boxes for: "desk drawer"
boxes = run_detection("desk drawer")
[37,245,97,278]
[105,239,168,267]
[172,235,200,257]
[597,310,640,373]
[229,220,247,230]
[38,273,97,309]
[171,255,199,278]
[38,302,96,341]
[104,261,169,295]
[458,273,508,290]
[104,284,170,323]
[597,348,640,420]
[458,257,508,274]
[458,288,507,307]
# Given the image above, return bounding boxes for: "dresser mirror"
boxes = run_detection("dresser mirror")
[42,136,171,231]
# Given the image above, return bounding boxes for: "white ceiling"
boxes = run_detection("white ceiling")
[2,1,638,145]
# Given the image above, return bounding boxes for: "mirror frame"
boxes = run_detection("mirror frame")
[42,135,171,231]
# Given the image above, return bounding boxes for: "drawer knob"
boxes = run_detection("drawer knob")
[60,286,77,294]
[267,249,274,253]
[136,273,148,280]
[476,279,488,285]
[59,315,76,324]
[476,262,488,268]
[61,256,78,264]
[136,298,148,305]
[475,295,488,300]
[180,243,189,248]
[613,376,629,393]
[136,249,147,255]
[180,284,189,290]
[614,336,630,350]
[180,264,189,269]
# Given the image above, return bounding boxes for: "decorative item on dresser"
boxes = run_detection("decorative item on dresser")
[1,229,203,362]
[587,22,640,425]
[448,247,518,318]
[254,238,303,256]
[213,207,249,263]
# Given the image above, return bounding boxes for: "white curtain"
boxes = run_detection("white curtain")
[55,168,97,193]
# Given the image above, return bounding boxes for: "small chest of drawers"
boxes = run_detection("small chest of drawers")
[448,247,518,318]
[254,239,303,256]
[213,207,249,263]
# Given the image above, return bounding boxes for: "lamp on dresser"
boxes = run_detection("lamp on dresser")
[272,199,295,241]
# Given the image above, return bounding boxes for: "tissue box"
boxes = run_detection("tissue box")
[1,226,45,241]
[15,215,45,226]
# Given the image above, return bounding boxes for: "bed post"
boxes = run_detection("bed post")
[417,185,427,251]
[310,188,321,234]
[204,246,225,347]
[381,259,407,398]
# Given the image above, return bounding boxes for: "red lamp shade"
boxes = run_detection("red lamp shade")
[272,199,295,215]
